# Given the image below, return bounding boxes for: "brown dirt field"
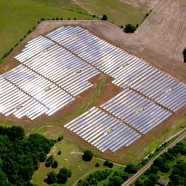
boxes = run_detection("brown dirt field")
[0,0,186,163]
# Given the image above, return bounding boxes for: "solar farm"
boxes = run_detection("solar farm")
[0,26,186,152]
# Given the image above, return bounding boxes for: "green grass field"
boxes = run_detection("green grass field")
[0,0,147,60]
[0,0,91,58]
[74,0,147,26]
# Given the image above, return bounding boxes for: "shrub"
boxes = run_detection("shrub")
[103,160,110,166]
[124,163,138,174]
[124,24,136,33]
[46,171,57,184]
[108,162,113,168]
[57,136,63,141]
[82,150,93,161]
[101,14,107,21]
[95,163,99,167]
[51,160,58,168]
[57,150,61,155]
[183,48,186,62]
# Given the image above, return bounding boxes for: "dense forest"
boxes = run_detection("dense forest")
[0,125,55,186]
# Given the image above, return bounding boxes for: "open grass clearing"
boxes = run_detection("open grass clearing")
[32,138,120,186]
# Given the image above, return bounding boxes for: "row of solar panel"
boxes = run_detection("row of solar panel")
[17,43,99,96]
[100,89,172,134]
[0,65,75,119]
[64,107,141,152]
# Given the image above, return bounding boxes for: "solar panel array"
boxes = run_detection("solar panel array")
[64,107,141,152]
[0,26,100,120]
[100,89,172,134]
[49,26,186,113]
[1,26,186,151]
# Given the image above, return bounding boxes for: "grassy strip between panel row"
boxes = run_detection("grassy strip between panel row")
[32,77,108,133]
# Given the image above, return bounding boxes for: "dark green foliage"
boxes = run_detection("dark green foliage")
[82,150,93,161]
[150,165,159,174]
[113,170,129,181]
[124,24,136,33]
[77,169,111,186]
[124,163,138,174]
[109,176,123,186]
[103,160,113,168]
[0,126,54,186]
[46,171,57,184]
[101,14,107,21]
[57,136,63,141]
[135,141,186,186]
[183,48,186,62]
[108,162,113,168]
[103,160,110,166]
[57,150,61,155]
[95,163,99,167]
[57,167,72,184]
[169,160,186,185]
[51,160,58,168]
[144,173,159,186]
[135,179,144,186]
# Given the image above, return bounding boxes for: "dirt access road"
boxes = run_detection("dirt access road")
[122,131,186,186]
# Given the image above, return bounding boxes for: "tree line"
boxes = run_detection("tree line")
[0,125,55,186]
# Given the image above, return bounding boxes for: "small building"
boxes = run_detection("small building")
[157,179,168,186]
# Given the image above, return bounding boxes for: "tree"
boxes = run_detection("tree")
[153,156,163,167]
[183,48,186,62]
[101,14,107,21]
[95,163,99,167]
[57,167,72,184]
[124,24,136,33]
[125,163,138,174]
[57,150,61,155]
[109,176,123,186]
[46,171,57,184]
[51,160,58,168]
[82,150,93,161]
[7,126,25,140]
[170,175,185,185]
[135,179,144,186]
[103,160,110,166]
[144,173,159,186]
[108,162,113,168]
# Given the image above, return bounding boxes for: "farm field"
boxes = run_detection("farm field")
[0,0,147,61]
[0,0,91,59]
[73,0,147,26]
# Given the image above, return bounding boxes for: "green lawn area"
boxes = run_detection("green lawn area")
[32,139,119,186]
[0,0,92,59]
[74,0,147,26]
